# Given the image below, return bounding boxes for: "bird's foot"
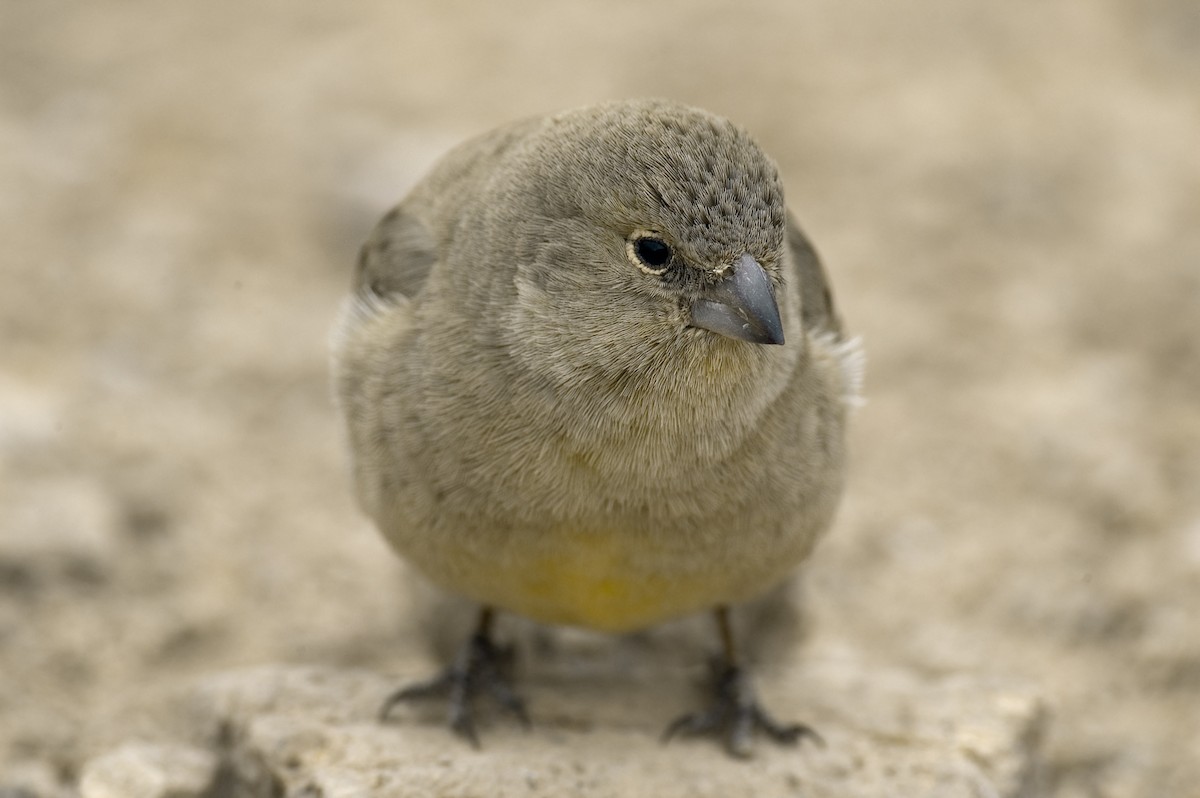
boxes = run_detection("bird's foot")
[663,659,822,758]
[379,632,530,748]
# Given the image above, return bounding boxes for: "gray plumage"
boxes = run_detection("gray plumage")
[332,99,862,753]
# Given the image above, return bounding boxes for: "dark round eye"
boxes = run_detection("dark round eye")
[634,237,673,270]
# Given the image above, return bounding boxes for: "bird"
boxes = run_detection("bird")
[331,98,862,758]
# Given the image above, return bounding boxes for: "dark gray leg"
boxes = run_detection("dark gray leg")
[379,607,530,747]
[663,606,822,758]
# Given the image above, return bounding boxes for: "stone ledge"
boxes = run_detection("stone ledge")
[164,648,1045,798]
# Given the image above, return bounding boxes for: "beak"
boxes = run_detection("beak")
[688,253,785,345]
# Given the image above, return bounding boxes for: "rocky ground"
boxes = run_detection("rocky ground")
[2,1,1198,796]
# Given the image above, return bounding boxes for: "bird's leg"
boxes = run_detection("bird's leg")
[663,606,822,758]
[378,606,530,747]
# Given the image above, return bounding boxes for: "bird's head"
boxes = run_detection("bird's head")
[491,100,797,384]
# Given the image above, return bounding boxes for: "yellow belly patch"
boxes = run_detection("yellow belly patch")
[449,527,720,633]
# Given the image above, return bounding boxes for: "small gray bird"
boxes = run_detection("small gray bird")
[332,99,862,757]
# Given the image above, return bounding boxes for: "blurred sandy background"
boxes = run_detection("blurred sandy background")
[2,0,1198,794]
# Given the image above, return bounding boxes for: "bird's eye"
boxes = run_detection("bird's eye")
[627,234,674,275]
[636,237,672,267]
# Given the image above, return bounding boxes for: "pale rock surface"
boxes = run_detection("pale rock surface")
[77,743,218,798]
[182,651,1044,798]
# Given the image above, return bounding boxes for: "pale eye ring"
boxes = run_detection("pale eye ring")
[626,232,674,275]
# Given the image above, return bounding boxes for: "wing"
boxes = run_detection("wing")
[786,212,842,338]
[353,116,547,302]
[354,204,438,301]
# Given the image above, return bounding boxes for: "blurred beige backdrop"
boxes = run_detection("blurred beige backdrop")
[2,1,1198,795]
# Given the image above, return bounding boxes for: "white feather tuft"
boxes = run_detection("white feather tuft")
[814,331,866,408]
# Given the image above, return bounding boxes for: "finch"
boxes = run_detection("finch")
[332,99,862,757]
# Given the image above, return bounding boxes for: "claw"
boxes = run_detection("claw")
[485,676,532,729]
[379,623,529,747]
[663,660,822,758]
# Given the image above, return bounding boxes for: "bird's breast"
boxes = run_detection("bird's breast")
[436,521,747,633]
